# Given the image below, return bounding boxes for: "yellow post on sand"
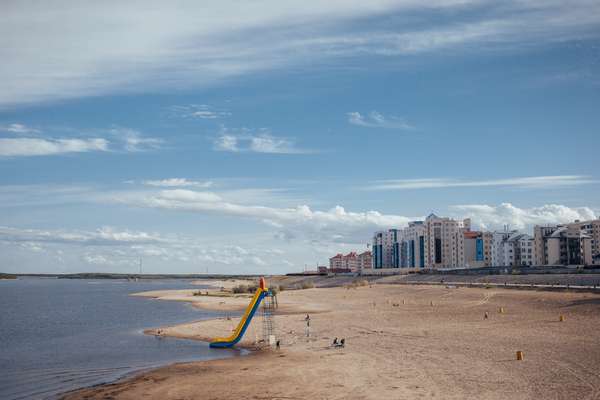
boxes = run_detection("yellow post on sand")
[516,351,524,361]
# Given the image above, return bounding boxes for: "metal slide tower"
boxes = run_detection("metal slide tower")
[261,291,276,346]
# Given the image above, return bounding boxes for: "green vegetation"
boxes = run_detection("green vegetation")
[0,273,17,279]
[345,279,368,289]
[300,281,315,289]
[232,283,259,294]
[193,290,238,297]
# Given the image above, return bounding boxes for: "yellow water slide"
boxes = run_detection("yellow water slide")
[209,278,268,348]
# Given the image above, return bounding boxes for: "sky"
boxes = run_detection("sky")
[1,0,599,274]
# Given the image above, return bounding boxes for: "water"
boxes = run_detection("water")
[0,277,243,400]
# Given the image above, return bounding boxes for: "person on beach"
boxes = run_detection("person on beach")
[305,314,311,337]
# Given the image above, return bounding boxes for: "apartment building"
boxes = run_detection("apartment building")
[546,227,592,266]
[329,252,363,272]
[491,232,535,267]
[424,214,470,269]
[534,224,593,266]
[367,217,597,271]
[402,221,426,269]
[534,225,560,265]
[329,253,344,270]
[357,251,372,271]
[458,230,493,268]
[372,229,402,268]
[567,219,600,260]
[514,233,535,266]
[491,230,516,267]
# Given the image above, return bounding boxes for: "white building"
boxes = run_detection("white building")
[424,214,470,269]
[515,234,535,266]
[357,251,372,271]
[491,231,516,267]
[491,231,534,267]
[372,229,402,268]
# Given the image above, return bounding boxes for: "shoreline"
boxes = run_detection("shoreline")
[134,279,325,347]
[63,283,600,399]
[58,281,255,400]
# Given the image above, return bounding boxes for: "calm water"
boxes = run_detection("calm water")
[0,278,243,400]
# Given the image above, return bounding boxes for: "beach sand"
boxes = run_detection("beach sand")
[64,284,600,399]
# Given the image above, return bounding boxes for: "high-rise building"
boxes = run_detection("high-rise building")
[402,221,426,269]
[458,230,493,268]
[424,214,470,269]
[372,229,403,268]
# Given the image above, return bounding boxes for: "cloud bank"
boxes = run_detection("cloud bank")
[2,1,599,107]
[452,203,597,230]
[367,175,597,190]
[0,126,162,157]
[111,188,598,239]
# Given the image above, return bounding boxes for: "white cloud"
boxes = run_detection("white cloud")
[109,128,163,152]
[249,134,307,154]
[213,134,240,152]
[451,203,597,231]
[0,224,290,271]
[0,138,109,157]
[367,175,598,190]
[141,178,214,188]
[3,1,599,107]
[0,226,166,246]
[111,187,600,244]
[169,104,231,119]
[0,123,40,134]
[0,125,162,157]
[114,188,414,243]
[347,111,414,130]
[213,131,314,154]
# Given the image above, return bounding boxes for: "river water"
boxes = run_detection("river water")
[0,277,242,399]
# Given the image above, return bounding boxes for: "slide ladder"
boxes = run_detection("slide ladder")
[209,277,269,348]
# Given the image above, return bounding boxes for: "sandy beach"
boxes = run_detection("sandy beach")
[64,282,600,400]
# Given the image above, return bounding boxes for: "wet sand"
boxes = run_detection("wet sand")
[64,284,600,399]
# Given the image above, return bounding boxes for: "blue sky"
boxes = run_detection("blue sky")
[1,1,599,274]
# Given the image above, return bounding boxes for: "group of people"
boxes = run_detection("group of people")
[305,314,346,348]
